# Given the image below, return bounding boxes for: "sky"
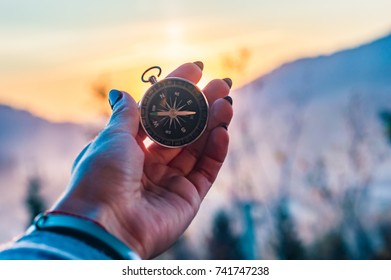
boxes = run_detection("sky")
[0,0,391,122]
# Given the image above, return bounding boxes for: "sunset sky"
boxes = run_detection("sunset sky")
[1,0,391,122]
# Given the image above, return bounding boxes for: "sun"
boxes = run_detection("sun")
[167,21,184,39]
[161,22,188,59]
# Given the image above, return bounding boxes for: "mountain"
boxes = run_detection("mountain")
[192,33,391,258]
[0,105,89,242]
[234,32,391,180]
[254,33,391,96]
[0,33,390,258]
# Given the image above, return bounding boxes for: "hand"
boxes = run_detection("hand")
[52,62,233,259]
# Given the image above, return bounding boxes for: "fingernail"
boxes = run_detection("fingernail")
[223,96,233,106]
[223,78,232,89]
[193,61,204,71]
[108,89,123,109]
[220,123,228,131]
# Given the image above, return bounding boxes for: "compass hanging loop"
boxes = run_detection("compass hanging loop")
[141,66,162,85]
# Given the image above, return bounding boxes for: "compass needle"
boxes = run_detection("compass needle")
[176,111,196,116]
[151,111,170,116]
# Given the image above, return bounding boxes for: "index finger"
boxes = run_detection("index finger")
[166,61,203,84]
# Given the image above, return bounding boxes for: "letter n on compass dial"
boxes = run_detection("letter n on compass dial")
[140,78,209,148]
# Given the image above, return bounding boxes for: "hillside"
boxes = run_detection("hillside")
[194,33,391,258]
[0,105,89,241]
[1,33,391,259]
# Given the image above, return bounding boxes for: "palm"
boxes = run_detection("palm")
[120,121,228,258]
[138,160,199,257]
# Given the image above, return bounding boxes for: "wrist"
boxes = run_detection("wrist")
[52,196,145,259]
[28,212,140,260]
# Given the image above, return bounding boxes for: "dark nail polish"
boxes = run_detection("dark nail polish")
[223,96,233,106]
[223,78,232,89]
[220,123,228,131]
[193,61,204,71]
[108,89,123,109]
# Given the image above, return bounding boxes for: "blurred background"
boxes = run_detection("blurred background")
[1,0,391,259]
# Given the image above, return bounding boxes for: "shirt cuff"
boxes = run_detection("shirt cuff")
[0,231,119,260]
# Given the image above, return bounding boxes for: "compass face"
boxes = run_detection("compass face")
[140,77,209,148]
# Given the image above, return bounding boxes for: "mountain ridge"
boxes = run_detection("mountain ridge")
[240,32,391,96]
[0,103,90,242]
[206,31,391,257]
[1,32,391,258]
[269,32,391,77]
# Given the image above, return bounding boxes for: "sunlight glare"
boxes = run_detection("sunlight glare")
[167,21,184,40]
[162,21,187,59]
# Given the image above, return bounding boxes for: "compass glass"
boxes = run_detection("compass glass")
[140,77,208,148]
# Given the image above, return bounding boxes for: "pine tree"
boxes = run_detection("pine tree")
[207,210,245,260]
[25,175,46,225]
[380,110,391,143]
[274,197,305,259]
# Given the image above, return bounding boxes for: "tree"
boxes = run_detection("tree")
[91,75,111,118]
[308,230,348,259]
[221,47,251,73]
[274,196,305,259]
[207,210,245,260]
[25,175,46,225]
[379,110,391,143]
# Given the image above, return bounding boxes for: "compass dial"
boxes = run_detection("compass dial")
[140,77,208,148]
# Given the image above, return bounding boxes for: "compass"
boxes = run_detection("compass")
[139,66,209,148]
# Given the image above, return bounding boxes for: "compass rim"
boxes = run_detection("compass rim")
[139,77,209,148]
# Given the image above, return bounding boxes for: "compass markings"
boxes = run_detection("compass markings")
[177,116,186,123]
[174,116,182,128]
[152,91,195,130]
[141,78,208,148]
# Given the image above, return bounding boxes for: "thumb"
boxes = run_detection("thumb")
[107,89,140,137]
